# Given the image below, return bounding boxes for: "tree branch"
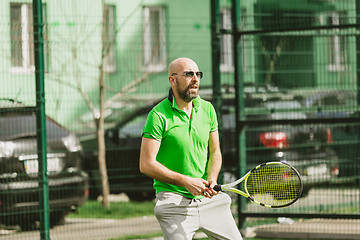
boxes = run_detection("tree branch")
[104,72,150,110]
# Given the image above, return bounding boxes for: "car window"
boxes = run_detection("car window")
[322,95,344,106]
[222,113,236,129]
[118,114,147,138]
[221,99,306,128]
[264,100,306,120]
[302,91,357,108]
[0,113,68,140]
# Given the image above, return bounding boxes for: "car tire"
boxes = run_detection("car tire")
[88,186,101,200]
[18,216,37,231]
[50,211,67,227]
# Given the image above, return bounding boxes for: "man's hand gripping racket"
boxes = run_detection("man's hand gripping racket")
[212,162,303,208]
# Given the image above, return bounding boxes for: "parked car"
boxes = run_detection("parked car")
[81,86,340,200]
[292,90,360,183]
[294,90,357,119]
[0,99,89,230]
[81,104,156,201]
[220,94,339,196]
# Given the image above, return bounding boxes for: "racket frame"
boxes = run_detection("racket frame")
[217,161,303,208]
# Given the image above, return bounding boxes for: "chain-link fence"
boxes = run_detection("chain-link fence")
[0,0,359,239]
[227,0,360,235]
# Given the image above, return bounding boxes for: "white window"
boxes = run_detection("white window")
[328,12,348,72]
[143,6,166,72]
[10,3,46,73]
[103,5,116,73]
[220,9,234,72]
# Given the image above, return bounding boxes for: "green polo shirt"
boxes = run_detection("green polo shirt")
[142,90,218,199]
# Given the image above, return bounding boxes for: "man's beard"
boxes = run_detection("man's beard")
[176,84,198,103]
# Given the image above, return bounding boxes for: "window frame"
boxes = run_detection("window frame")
[220,8,234,73]
[142,6,167,72]
[10,3,47,74]
[327,12,348,72]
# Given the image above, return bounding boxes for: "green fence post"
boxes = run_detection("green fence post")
[33,0,50,239]
[232,0,247,229]
[210,0,223,184]
[356,0,360,212]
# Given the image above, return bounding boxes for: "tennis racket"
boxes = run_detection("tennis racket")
[212,161,303,208]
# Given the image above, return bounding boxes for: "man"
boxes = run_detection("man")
[139,57,242,240]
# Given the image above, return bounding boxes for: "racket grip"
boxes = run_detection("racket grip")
[205,184,222,191]
[213,184,222,191]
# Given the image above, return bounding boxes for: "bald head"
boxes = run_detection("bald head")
[167,57,201,103]
[168,57,198,76]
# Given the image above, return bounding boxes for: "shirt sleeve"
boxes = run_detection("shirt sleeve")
[142,110,164,141]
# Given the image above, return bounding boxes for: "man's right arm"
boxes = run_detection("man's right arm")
[139,137,208,197]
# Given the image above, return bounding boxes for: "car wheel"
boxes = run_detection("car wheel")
[126,191,155,201]
[88,187,101,200]
[50,211,67,227]
[18,216,37,231]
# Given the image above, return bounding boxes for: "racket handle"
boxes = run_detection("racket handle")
[213,184,222,191]
[205,184,222,191]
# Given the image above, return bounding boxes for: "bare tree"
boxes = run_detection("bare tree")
[261,37,287,86]
[91,0,155,208]
[47,2,156,208]
[96,0,110,208]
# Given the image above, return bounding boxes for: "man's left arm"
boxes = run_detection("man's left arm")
[204,129,222,197]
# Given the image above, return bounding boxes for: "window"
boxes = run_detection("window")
[103,5,116,73]
[220,9,234,72]
[143,6,166,72]
[327,12,348,72]
[220,8,247,72]
[10,3,47,73]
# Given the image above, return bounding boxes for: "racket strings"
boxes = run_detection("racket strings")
[246,164,301,207]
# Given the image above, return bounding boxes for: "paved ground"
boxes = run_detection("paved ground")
[138,218,360,240]
[245,218,360,240]
[0,216,161,240]
[1,216,360,240]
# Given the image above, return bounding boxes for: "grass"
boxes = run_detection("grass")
[68,200,156,219]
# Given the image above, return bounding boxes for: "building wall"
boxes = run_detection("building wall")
[1,0,357,133]
[1,0,214,133]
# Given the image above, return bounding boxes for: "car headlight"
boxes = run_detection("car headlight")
[0,141,15,158]
[62,134,82,152]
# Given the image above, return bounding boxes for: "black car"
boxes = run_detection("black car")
[81,105,155,201]
[0,100,89,229]
[81,87,339,200]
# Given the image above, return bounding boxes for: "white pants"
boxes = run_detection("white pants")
[154,191,243,240]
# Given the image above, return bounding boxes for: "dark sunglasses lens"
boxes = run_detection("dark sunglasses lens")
[184,71,203,79]
[184,71,195,78]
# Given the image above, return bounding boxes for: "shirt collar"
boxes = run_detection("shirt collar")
[167,88,201,110]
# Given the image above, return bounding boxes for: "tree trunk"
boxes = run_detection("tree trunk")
[97,0,110,208]
[97,117,110,208]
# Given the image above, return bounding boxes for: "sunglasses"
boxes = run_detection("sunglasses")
[172,71,203,79]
